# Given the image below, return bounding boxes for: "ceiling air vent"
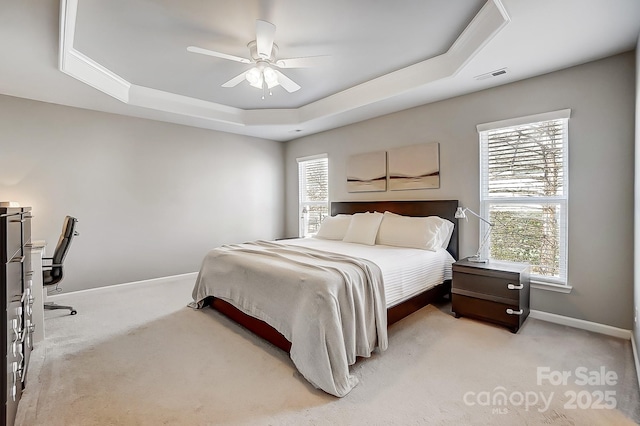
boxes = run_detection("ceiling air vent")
[474,68,508,80]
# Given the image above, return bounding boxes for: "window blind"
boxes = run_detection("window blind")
[297,155,328,237]
[479,111,569,285]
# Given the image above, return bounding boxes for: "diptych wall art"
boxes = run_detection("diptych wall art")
[347,143,440,192]
[388,142,440,190]
[346,151,387,192]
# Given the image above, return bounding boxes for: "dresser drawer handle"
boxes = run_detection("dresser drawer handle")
[507,283,524,290]
[10,362,18,401]
[11,319,21,342]
[21,288,31,303]
[10,219,25,223]
[506,308,523,315]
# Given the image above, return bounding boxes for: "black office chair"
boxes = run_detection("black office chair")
[42,216,79,315]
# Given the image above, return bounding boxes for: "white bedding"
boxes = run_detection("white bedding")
[190,238,454,397]
[284,238,454,307]
[191,240,386,397]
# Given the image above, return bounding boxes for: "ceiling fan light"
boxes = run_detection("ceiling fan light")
[263,67,278,88]
[249,79,263,89]
[245,67,262,86]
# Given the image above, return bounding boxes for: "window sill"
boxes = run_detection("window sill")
[531,280,572,294]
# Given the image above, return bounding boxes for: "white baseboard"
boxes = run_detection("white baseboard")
[632,333,640,389]
[529,310,632,340]
[47,272,198,299]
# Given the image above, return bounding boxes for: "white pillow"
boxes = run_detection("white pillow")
[428,216,455,248]
[376,211,448,251]
[314,215,352,240]
[342,212,384,245]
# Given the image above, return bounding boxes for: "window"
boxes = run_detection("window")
[297,154,328,237]
[478,109,570,286]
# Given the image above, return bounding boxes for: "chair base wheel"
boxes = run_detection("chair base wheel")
[44,302,77,315]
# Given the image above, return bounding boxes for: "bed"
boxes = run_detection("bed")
[191,200,459,397]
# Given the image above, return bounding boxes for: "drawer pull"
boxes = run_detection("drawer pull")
[11,319,21,342]
[10,219,25,223]
[507,283,523,290]
[10,362,18,401]
[26,319,34,350]
[506,308,523,315]
[10,256,24,263]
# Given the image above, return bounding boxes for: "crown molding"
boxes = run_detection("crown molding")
[59,0,510,133]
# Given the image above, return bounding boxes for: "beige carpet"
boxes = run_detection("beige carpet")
[16,276,640,426]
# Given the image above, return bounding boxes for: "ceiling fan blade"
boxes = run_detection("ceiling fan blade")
[255,20,276,59]
[221,71,248,87]
[274,70,300,93]
[275,55,330,69]
[187,46,251,64]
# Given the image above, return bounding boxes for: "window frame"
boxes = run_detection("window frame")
[477,109,571,289]
[297,154,329,237]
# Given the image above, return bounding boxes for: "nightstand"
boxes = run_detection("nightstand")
[451,258,530,333]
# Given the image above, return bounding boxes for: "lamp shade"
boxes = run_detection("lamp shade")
[245,67,263,88]
[454,207,466,219]
[263,66,278,88]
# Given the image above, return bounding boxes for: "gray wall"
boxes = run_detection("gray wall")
[285,52,636,329]
[0,95,285,292]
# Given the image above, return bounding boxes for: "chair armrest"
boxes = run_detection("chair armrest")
[41,258,63,268]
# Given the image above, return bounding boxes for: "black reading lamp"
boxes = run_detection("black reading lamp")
[455,206,494,263]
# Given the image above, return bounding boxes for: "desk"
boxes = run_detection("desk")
[30,241,46,344]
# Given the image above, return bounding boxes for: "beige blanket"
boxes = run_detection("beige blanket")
[190,240,387,397]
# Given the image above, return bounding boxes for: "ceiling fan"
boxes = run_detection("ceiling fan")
[187,20,327,97]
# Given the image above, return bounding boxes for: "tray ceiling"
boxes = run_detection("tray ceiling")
[1,0,639,141]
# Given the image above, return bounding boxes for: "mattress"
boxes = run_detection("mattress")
[282,237,455,308]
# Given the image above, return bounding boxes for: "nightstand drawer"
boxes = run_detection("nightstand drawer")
[452,271,522,301]
[452,294,528,333]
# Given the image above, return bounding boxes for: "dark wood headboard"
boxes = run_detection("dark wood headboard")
[330,200,459,260]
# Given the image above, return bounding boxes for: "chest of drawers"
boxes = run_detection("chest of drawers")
[1,207,34,426]
[451,257,530,333]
